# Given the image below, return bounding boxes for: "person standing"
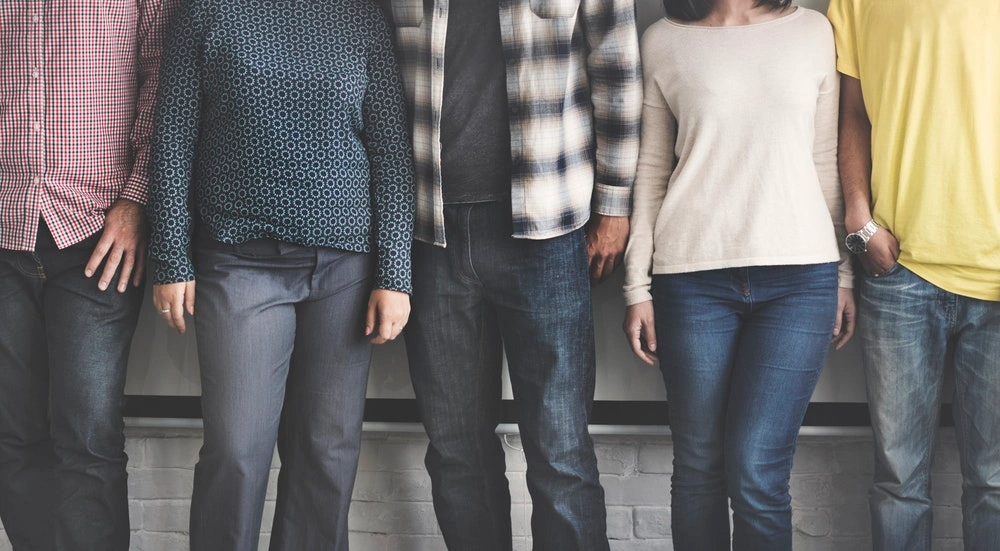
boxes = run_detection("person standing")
[378,0,641,548]
[622,0,855,548]
[0,2,175,548]
[827,1,1000,549]
[148,0,415,548]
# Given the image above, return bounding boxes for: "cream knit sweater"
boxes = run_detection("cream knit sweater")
[623,8,852,306]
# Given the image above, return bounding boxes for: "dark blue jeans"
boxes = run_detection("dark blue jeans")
[405,201,608,551]
[860,263,1000,551]
[651,263,838,551]
[0,223,141,550]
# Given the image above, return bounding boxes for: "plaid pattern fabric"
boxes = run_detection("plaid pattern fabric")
[0,0,176,251]
[381,0,641,245]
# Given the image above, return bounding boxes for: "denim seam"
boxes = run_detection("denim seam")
[458,205,482,286]
[12,256,46,280]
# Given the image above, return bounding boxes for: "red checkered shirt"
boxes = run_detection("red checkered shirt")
[0,0,176,251]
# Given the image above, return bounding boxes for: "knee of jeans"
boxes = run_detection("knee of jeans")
[671,459,726,495]
[50,417,126,464]
[424,429,505,474]
[726,457,792,513]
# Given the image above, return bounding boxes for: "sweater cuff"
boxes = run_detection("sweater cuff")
[623,287,653,307]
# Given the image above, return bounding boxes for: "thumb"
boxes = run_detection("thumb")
[643,320,657,352]
[365,298,377,336]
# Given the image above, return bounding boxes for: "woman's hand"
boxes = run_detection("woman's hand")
[366,289,411,344]
[153,281,196,335]
[623,301,658,366]
[832,287,856,350]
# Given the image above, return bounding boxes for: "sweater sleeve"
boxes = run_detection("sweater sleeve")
[147,0,205,285]
[623,29,676,306]
[362,12,416,294]
[814,25,854,289]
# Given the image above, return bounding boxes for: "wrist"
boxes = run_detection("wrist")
[845,219,881,255]
[845,208,874,233]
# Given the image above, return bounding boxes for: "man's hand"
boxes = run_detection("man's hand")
[85,198,147,292]
[153,281,196,335]
[861,228,900,277]
[623,301,657,366]
[365,289,411,344]
[586,214,629,282]
[832,287,856,350]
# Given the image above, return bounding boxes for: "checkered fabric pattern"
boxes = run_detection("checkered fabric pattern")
[0,0,176,251]
[381,0,642,246]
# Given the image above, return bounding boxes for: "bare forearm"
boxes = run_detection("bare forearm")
[838,76,874,231]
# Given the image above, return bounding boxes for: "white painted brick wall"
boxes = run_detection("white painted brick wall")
[0,429,965,550]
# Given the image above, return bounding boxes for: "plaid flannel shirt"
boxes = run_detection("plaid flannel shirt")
[381,0,641,246]
[0,0,176,251]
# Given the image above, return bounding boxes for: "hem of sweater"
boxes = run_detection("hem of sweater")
[151,235,383,285]
[651,252,841,276]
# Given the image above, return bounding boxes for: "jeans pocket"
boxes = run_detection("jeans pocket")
[529,0,580,18]
[863,260,902,280]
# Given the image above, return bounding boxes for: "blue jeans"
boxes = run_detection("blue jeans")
[0,223,141,550]
[189,237,375,551]
[404,201,607,551]
[651,263,839,551]
[859,263,1000,551]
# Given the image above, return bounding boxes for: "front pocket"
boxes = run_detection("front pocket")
[529,0,581,18]
[864,261,902,279]
[389,0,425,27]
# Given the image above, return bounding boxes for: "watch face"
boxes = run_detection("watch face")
[846,234,867,254]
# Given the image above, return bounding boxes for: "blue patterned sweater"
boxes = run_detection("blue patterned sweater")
[148,0,415,292]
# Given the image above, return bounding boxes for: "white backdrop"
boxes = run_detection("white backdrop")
[123,0,867,405]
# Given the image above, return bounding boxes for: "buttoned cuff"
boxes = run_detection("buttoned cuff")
[592,183,633,218]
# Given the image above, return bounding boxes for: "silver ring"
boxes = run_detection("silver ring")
[160,308,171,314]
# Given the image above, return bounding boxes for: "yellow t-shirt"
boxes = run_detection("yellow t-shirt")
[827,0,1000,301]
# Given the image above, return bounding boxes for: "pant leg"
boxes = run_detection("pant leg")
[724,264,838,551]
[404,217,511,551]
[269,249,374,551]
[651,270,742,551]
[859,264,948,551]
[0,248,55,550]
[36,229,141,551]
[950,296,1000,550]
[475,207,607,551]
[189,239,306,551]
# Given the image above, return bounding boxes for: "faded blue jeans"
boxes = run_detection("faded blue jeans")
[651,263,839,551]
[404,201,608,551]
[0,223,141,550]
[860,263,1000,551]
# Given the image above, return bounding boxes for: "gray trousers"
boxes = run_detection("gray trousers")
[190,237,374,551]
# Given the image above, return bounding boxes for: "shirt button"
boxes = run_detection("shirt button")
[33,177,41,185]
[32,69,40,79]
[33,122,42,132]
[32,14,41,23]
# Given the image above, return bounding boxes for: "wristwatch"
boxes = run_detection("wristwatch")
[845,219,880,254]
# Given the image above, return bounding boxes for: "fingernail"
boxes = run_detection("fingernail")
[98,281,108,290]
[85,270,93,277]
